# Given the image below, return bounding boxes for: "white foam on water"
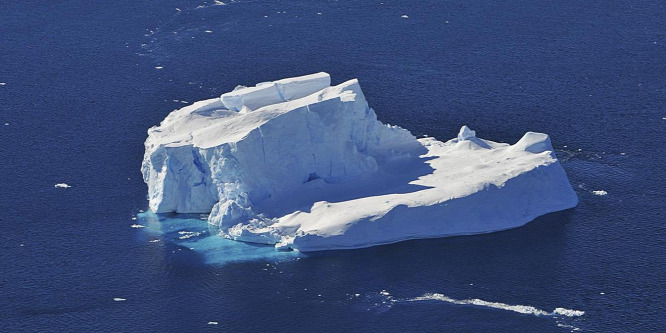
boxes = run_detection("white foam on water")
[407,293,549,316]
[592,190,608,196]
[54,183,71,188]
[404,293,584,318]
[557,322,582,331]
[553,307,585,317]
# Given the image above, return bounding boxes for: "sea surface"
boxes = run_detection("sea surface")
[1,1,664,331]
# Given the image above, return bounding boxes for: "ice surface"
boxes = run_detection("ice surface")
[142,73,578,252]
[54,183,71,188]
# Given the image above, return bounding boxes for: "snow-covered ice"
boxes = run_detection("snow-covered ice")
[142,73,578,252]
[592,190,608,196]
[54,183,71,188]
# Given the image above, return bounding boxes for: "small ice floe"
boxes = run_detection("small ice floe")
[662,117,666,120]
[131,224,146,228]
[592,190,608,196]
[317,12,322,15]
[131,217,137,220]
[600,292,605,295]
[180,100,188,104]
[155,66,163,69]
[113,298,126,302]
[401,15,409,19]
[149,239,160,243]
[205,30,213,33]
[54,183,71,188]
[4,123,8,126]
[380,290,390,296]
[175,8,181,12]
[0,82,6,86]
[214,0,225,5]
[208,321,219,325]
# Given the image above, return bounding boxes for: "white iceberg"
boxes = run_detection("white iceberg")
[142,73,577,252]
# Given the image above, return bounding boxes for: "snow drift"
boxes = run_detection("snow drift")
[142,72,578,251]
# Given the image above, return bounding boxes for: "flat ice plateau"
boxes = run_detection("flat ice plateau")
[142,73,578,251]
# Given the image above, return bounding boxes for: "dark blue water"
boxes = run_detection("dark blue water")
[1,1,664,331]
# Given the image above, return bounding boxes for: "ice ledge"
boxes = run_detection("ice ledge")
[221,72,331,111]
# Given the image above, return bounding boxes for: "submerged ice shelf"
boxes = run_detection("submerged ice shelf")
[142,73,578,252]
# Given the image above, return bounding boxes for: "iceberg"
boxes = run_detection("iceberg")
[142,73,577,252]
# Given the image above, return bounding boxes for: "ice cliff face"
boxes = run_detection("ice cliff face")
[142,73,578,251]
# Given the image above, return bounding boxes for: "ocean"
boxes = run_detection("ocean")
[1,1,664,331]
